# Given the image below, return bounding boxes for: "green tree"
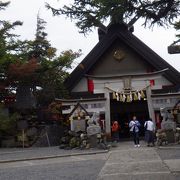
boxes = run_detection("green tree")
[0,2,80,109]
[36,49,81,106]
[0,1,23,102]
[6,14,81,108]
[27,15,81,106]
[27,14,56,61]
[168,20,180,54]
[174,20,180,41]
[46,0,180,34]
[0,1,22,72]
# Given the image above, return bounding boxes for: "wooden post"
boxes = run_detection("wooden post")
[46,132,50,147]
[146,84,156,125]
[22,129,24,148]
[104,88,111,139]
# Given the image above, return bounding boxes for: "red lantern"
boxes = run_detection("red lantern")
[87,79,94,93]
[150,79,155,86]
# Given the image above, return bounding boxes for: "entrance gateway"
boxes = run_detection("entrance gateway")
[59,69,162,139]
[110,97,149,138]
[87,70,165,138]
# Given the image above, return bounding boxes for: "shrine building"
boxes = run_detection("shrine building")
[58,23,180,139]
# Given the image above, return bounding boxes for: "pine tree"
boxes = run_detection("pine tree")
[8,14,81,107]
[46,0,180,34]
[168,20,180,54]
[0,1,22,102]
[28,14,56,61]
[174,20,180,40]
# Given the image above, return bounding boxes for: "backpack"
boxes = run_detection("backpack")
[144,122,148,131]
[112,122,120,132]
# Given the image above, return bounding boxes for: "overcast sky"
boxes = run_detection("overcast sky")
[1,0,180,72]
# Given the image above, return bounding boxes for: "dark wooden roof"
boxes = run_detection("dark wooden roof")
[65,23,180,91]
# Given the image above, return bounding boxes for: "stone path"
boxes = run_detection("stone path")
[0,141,179,180]
[97,142,179,180]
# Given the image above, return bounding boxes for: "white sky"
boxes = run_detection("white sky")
[1,0,180,72]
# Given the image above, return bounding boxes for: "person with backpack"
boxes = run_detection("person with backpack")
[144,118,155,147]
[129,116,141,147]
[111,121,120,142]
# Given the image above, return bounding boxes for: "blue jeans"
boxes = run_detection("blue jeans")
[145,130,155,145]
[131,131,139,145]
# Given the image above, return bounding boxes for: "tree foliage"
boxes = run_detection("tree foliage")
[0,1,22,52]
[6,15,81,107]
[7,58,39,84]
[174,20,180,39]
[28,14,56,60]
[36,49,81,106]
[0,1,23,101]
[0,2,81,108]
[0,104,19,135]
[46,0,180,34]
[0,1,10,11]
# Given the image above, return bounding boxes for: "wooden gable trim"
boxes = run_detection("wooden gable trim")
[67,102,90,119]
[85,68,168,80]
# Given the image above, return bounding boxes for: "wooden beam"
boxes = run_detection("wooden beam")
[85,68,169,80]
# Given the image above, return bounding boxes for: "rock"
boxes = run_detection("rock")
[26,127,38,137]
[59,144,66,149]
[88,134,98,148]
[1,138,16,147]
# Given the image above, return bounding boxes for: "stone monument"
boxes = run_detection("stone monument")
[160,107,176,143]
[160,107,176,130]
[87,112,101,147]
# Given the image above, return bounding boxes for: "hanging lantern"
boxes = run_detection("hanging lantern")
[120,94,123,102]
[112,91,116,99]
[126,95,131,102]
[130,92,133,102]
[116,93,120,101]
[87,79,94,93]
[150,79,155,86]
[140,90,145,98]
[115,92,118,97]
[133,92,138,101]
[138,91,141,100]
[122,93,126,102]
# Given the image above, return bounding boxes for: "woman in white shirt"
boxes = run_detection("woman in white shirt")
[129,116,141,147]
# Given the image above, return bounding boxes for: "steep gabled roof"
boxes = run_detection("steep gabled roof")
[65,23,180,91]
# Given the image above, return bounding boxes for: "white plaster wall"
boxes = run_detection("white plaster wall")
[62,100,106,115]
[152,96,180,110]
[72,77,88,92]
[152,76,172,90]
[72,74,173,93]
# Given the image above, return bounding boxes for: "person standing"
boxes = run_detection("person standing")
[144,118,155,147]
[111,121,120,142]
[129,116,141,147]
